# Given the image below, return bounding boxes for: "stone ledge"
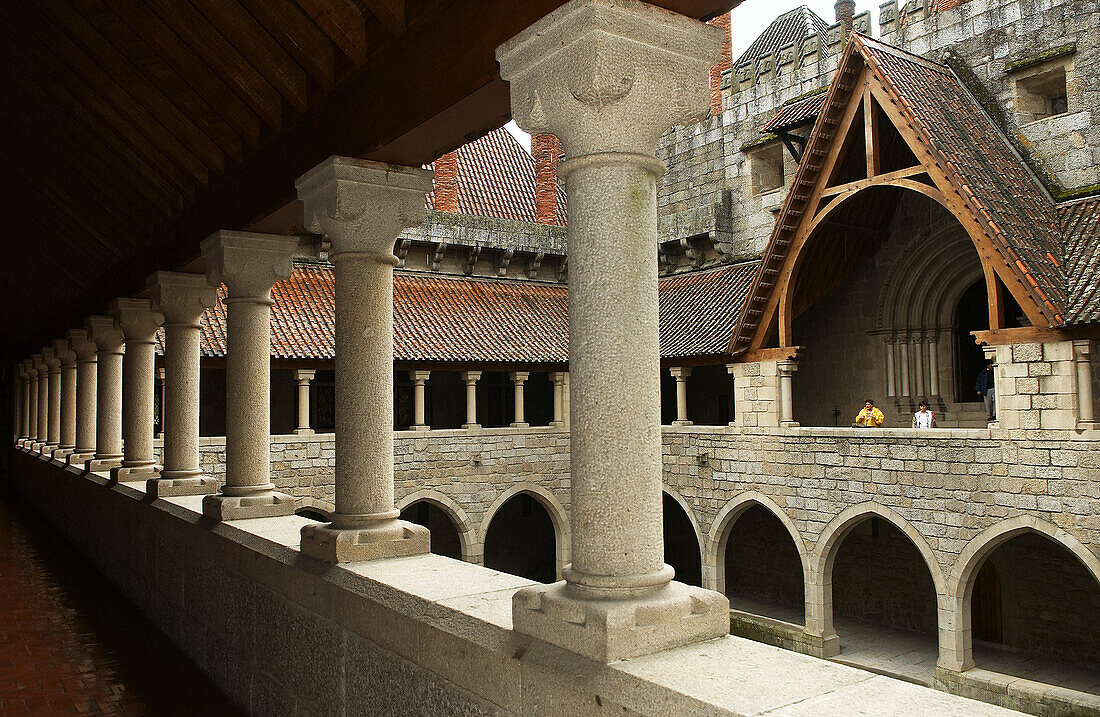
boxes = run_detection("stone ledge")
[11,449,1018,716]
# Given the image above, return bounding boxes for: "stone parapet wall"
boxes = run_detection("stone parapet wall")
[994,341,1079,430]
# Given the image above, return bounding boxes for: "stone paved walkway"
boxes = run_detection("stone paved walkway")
[0,489,240,716]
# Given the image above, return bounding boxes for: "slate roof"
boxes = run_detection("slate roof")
[1059,197,1100,325]
[731,34,1075,354]
[762,89,827,134]
[660,262,759,358]
[178,262,757,363]
[425,127,567,225]
[735,6,829,68]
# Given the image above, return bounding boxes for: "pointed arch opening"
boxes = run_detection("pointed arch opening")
[662,491,703,587]
[399,500,463,561]
[483,491,558,583]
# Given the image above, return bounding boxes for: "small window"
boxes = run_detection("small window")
[750,143,785,195]
[1016,66,1069,123]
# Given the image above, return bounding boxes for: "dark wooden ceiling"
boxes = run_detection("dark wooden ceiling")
[0,0,738,355]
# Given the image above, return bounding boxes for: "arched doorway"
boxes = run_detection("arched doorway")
[968,532,1100,677]
[483,492,556,583]
[722,504,805,624]
[399,500,462,560]
[663,492,701,587]
[953,279,988,403]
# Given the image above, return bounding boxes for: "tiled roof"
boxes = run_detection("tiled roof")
[659,262,759,358]
[1059,197,1100,325]
[731,34,1070,354]
[762,89,827,134]
[735,6,828,68]
[179,262,755,363]
[425,127,567,225]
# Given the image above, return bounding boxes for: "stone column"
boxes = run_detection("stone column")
[201,231,298,520]
[86,316,125,471]
[461,371,481,429]
[295,157,432,562]
[110,298,164,482]
[24,360,38,450]
[33,353,48,451]
[498,0,728,662]
[156,367,166,439]
[912,334,926,399]
[1073,340,1096,429]
[899,332,911,397]
[982,344,999,427]
[294,369,316,435]
[549,371,566,426]
[884,335,896,398]
[777,359,799,427]
[927,331,940,398]
[410,371,431,431]
[510,371,530,427]
[17,363,30,445]
[67,330,98,467]
[44,347,62,452]
[147,272,218,497]
[53,338,77,458]
[669,367,692,426]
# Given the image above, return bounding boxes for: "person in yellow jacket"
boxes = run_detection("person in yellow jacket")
[855,399,885,427]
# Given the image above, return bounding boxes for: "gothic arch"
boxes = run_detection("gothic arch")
[708,491,809,595]
[397,489,477,562]
[479,483,570,576]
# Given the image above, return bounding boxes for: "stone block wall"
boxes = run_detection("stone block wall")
[728,360,782,428]
[994,340,1078,430]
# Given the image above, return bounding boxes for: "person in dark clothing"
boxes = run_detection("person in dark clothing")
[975,360,995,421]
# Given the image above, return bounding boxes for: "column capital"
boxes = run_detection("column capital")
[461,370,482,383]
[24,358,38,378]
[496,0,722,158]
[148,271,217,325]
[42,347,60,372]
[294,368,317,382]
[201,230,298,300]
[777,358,799,375]
[86,315,125,353]
[509,371,530,383]
[668,366,692,379]
[409,370,431,383]
[1072,339,1093,359]
[68,329,97,362]
[111,298,164,342]
[52,338,76,368]
[549,371,567,385]
[296,157,433,257]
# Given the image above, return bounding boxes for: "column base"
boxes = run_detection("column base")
[202,491,295,521]
[30,442,46,453]
[780,420,800,428]
[299,519,430,563]
[409,425,430,432]
[147,474,218,498]
[51,447,74,461]
[509,422,530,428]
[66,451,95,467]
[802,631,841,658]
[462,423,482,430]
[512,580,730,663]
[110,463,160,482]
[294,428,315,436]
[1077,421,1098,431]
[85,455,123,473]
[671,420,693,426]
[549,421,565,427]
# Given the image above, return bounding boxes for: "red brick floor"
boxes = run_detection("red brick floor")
[0,490,241,716]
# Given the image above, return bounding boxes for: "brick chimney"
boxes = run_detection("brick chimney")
[532,133,562,225]
[707,11,732,117]
[433,150,459,213]
[835,0,856,36]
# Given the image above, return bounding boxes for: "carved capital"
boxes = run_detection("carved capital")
[87,315,125,354]
[296,157,433,259]
[111,298,164,343]
[24,358,38,379]
[496,0,722,158]
[53,338,76,367]
[68,329,96,362]
[148,271,217,326]
[201,230,298,300]
[42,348,60,372]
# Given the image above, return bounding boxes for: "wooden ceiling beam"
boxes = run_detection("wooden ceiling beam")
[190,0,310,112]
[108,0,265,146]
[40,0,227,176]
[294,0,368,65]
[361,0,405,36]
[0,23,197,200]
[70,0,245,163]
[0,63,178,215]
[143,0,285,129]
[239,0,336,90]
[10,3,212,187]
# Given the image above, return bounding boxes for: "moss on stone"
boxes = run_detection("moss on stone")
[740,133,779,153]
[1004,43,1077,74]
[1053,184,1100,202]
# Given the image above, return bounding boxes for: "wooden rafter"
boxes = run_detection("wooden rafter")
[361,0,406,36]
[239,0,336,90]
[295,0,368,65]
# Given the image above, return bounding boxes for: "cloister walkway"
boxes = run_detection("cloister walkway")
[0,489,239,716]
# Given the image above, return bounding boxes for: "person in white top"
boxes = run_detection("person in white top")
[912,399,937,429]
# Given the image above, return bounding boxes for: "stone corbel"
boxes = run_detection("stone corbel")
[679,235,705,267]
[431,241,448,271]
[394,238,412,268]
[463,244,482,275]
[526,251,545,279]
[555,256,568,283]
[496,247,514,276]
